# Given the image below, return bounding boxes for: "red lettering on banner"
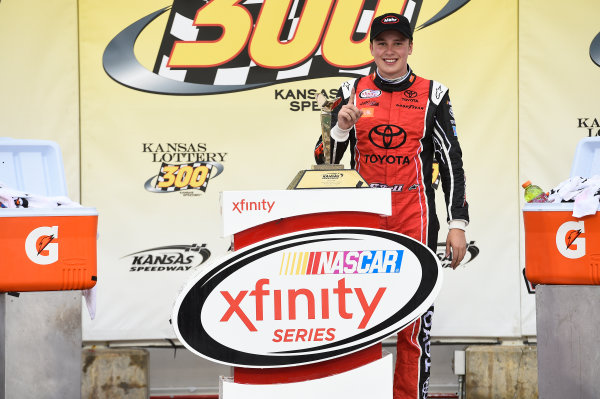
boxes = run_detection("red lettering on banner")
[355,287,386,329]
[220,278,385,332]
[314,328,325,341]
[289,288,316,320]
[232,199,276,214]
[274,289,282,320]
[220,290,257,331]
[249,278,269,321]
[296,328,308,341]
[284,329,294,342]
[333,278,353,319]
[321,288,329,319]
[326,328,335,341]
[272,328,337,342]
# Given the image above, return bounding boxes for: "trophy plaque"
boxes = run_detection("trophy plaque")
[288,94,369,190]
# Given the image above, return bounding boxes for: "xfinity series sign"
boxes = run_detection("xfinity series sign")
[172,227,441,367]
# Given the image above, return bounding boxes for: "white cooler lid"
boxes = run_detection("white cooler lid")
[571,137,600,178]
[0,138,67,197]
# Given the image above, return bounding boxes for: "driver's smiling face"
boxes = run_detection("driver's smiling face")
[370,30,413,80]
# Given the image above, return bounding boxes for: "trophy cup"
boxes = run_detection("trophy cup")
[288,94,368,189]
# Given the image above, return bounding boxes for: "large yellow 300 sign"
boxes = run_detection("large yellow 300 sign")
[169,0,399,68]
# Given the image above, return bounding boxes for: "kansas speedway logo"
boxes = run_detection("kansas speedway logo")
[435,240,479,268]
[103,0,471,95]
[124,243,211,272]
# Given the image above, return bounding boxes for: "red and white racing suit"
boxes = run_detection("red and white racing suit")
[314,68,469,399]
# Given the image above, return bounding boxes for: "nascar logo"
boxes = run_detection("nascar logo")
[280,250,404,275]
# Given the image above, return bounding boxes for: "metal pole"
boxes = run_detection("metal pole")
[457,375,465,399]
[453,350,466,399]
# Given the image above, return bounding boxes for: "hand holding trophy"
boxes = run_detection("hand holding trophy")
[287,93,368,189]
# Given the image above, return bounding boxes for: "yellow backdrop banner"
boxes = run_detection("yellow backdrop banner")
[0,0,80,197]
[79,0,519,340]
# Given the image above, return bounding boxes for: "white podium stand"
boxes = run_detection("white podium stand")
[174,187,441,399]
[220,352,393,398]
[219,188,393,398]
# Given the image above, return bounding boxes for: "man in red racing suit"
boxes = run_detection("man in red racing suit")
[314,13,469,399]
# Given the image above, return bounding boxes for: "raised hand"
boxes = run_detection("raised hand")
[337,87,363,130]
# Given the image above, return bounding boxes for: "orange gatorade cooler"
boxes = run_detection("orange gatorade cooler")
[0,208,98,292]
[523,203,600,285]
[0,138,98,292]
[523,137,600,284]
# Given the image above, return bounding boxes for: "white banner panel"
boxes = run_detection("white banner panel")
[221,188,391,235]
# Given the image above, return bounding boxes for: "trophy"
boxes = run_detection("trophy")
[318,94,342,165]
[288,94,368,189]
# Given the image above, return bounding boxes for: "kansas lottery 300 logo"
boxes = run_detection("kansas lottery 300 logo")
[104,0,471,95]
[143,142,226,194]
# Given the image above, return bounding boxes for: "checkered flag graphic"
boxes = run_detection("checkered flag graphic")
[155,162,214,192]
[152,0,422,86]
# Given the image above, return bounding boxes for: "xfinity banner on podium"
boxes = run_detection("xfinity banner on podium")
[173,227,442,367]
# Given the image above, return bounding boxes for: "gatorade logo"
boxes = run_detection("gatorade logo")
[25,226,59,265]
[556,221,585,259]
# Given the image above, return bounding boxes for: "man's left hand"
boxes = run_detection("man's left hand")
[446,229,467,269]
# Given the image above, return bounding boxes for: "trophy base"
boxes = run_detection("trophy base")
[287,165,369,190]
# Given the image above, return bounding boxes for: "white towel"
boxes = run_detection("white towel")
[0,181,82,208]
[549,175,600,217]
